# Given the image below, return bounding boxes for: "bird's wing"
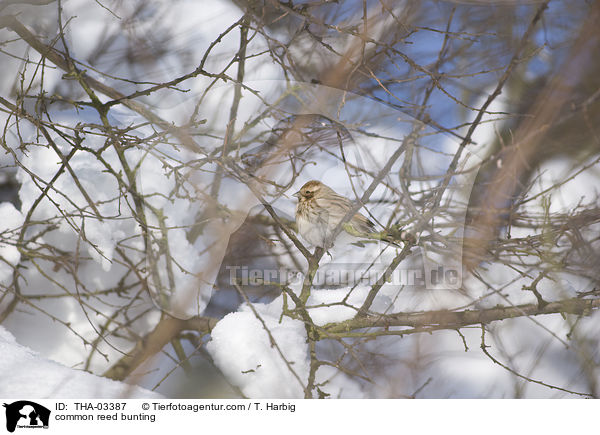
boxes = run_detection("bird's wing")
[315,193,375,234]
[351,212,376,234]
[315,193,352,224]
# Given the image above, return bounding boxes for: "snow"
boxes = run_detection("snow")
[206,304,309,398]
[0,326,161,398]
[305,288,366,326]
[0,0,596,400]
[0,202,23,284]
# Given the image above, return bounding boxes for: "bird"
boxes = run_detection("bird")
[293,180,379,249]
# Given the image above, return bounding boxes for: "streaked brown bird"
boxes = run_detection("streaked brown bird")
[293,180,377,249]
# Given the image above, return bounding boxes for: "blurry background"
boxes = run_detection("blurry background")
[0,0,599,398]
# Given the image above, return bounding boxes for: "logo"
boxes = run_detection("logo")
[3,401,50,433]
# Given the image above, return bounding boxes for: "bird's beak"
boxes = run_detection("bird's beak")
[292,191,301,198]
